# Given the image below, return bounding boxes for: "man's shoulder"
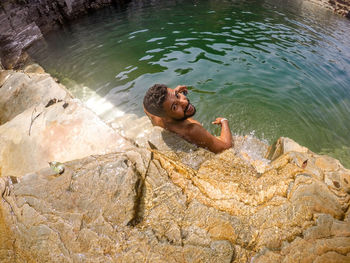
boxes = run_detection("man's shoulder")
[173,120,206,140]
[172,119,200,129]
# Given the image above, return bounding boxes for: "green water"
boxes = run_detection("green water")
[28,0,350,167]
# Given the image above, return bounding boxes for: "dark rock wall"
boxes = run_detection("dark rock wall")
[308,0,350,17]
[0,0,129,69]
[0,0,349,69]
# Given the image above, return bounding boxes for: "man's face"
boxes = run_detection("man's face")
[162,88,196,121]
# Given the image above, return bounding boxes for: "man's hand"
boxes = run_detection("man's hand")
[211,117,232,151]
[175,85,188,96]
[212,117,228,125]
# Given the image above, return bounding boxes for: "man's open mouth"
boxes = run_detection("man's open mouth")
[185,101,196,116]
[185,103,192,115]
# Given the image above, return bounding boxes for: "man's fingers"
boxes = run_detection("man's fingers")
[212,117,228,125]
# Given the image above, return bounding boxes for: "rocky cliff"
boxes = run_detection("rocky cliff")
[0,0,349,69]
[0,67,349,262]
[0,0,129,69]
[308,0,350,17]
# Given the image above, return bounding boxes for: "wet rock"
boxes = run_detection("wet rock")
[109,114,215,170]
[0,20,42,69]
[233,135,269,173]
[23,63,45,74]
[0,70,72,125]
[0,0,130,69]
[266,136,309,161]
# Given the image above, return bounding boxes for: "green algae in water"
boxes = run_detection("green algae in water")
[28,0,350,168]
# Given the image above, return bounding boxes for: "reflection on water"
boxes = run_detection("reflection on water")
[28,0,350,167]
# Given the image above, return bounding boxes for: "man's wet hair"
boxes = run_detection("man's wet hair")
[143,84,168,117]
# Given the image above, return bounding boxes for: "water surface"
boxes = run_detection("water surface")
[29,0,350,167]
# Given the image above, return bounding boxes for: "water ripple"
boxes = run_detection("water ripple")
[28,0,350,167]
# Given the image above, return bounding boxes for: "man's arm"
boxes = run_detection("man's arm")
[212,117,232,148]
[186,118,232,153]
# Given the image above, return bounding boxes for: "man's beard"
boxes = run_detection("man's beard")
[176,100,196,121]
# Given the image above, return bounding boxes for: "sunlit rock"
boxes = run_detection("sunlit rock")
[253,213,350,262]
[0,99,133,178]
[0,68,349,262]
[2,131,348,261]
[0,67,135,178]
[0,152,235,262]
[266,136,309,161]
[149,138,350,261]
[0,70,72,125]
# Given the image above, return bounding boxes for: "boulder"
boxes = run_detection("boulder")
[0,69,72,125]
[2,132,349,262]
[149,138,350,261]
[0,20,42,69]
[0,68,134,178]
[0,99,133,178]
[266,136,309,161]
[0,151,234,262]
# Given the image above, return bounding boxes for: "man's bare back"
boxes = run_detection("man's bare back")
[143,84,232,153]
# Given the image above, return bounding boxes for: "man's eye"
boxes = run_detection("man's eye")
[175,93,179,98]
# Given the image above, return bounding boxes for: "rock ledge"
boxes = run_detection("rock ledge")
[0,68,349,262]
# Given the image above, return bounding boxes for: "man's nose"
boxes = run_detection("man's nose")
[179,94,188,106]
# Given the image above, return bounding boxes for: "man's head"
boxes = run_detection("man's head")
[143,84,168,117]
[143,84,196,121]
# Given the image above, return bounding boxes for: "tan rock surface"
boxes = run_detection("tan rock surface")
[149,137,350,262]
[0,151,235,262]
[0,69,349,262]
[0,67,72,125]
[0,100,133,177]
[1,135,349,262]
[0,68,134,178]
[108,115,350,262]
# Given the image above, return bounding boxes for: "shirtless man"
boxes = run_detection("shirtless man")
[143,84,232,153]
